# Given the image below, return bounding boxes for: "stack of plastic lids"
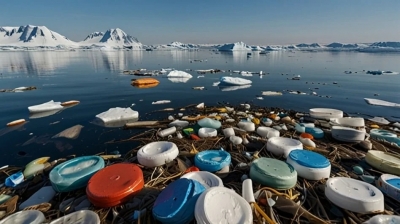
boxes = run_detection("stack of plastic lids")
[49,156,105,192]
[195,187,253,224]
[153,178,205,224]
[86,163,144,208]
[286,150,331,180]
[194,150,231,172]
[49,210,100,224]
[137,141,179,167]
[266,137,303,158]
[250,157,297,190]
[376,174,400,202]
[325,177,384,214]
[181,171,224,189]
[0,210,45,224]
[365,150,400,175]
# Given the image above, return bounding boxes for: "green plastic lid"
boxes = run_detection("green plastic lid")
[250,157,297,190]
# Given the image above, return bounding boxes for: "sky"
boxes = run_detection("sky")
[1,0,399,45]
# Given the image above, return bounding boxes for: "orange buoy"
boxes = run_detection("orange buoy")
[131,78,159,86]
[61,100,80,106]
[300,133,314,140]
[184,166,200,173]
[6,119,26,127]
[86,163,144,208]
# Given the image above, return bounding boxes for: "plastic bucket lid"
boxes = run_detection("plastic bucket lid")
[137,141,179,167]
[181,171,224,189]
[194,150,231,172]
[0,210,45,224]
[250,157,297,190]
[153,178,205,224]
[288,150,330,168]
[195,187,253,224]
[266,137,303,158]
[49,210,100,224]
[86,163,144,208]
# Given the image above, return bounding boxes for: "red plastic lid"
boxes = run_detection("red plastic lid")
[184,166,199,174]
[300,133,314,140]
[86,163,144,208]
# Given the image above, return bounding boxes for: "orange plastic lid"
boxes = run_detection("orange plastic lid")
[184,166,200,173]
[300,133,314,140]
[86,163,144,208]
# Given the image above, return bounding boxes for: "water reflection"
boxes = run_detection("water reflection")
[91,117,139,128]
[218,84,252,91]
[0,51,74,75]
[168,77,191,83]
[29,109,64,119]
[219,51,249,64]
[89,50,143,72]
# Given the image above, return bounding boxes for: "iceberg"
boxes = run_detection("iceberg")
[28,100,63,113]
[218,42,251,51]
[364,98,400,108]
[219,76,252,86]
[167,70,193,78]
[95,107,139,123]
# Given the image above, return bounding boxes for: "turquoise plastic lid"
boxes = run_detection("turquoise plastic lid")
[305,127,324,139]
[387,178,400,189]
[289,150,330,168]
[195,150,231,172]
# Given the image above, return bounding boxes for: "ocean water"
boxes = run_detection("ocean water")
[0,50,399,166]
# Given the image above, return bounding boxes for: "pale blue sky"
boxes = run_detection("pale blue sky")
[1,0,399,45]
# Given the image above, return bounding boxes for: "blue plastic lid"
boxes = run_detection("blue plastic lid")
[5,171,24,187]
[194,150,231,172]
[153,178,205,224]
[305,127,324,139]
[289,150,330,168]
[387,178,400,189]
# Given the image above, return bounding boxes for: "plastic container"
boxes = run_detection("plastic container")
[223,127,235,137]
[286,150,331,180]
[0,210,45,224]
[158,126,177,137]
[195,187,253,224]
[250,157,297,190]
[325,177,384,214]
[230,136,242,145]
[364,215,400,224]
[261,118,273,126]
[198,128,218,138]
[197,118,221,129]
[49,156,105,192]
[181,171,224,189]
[194,150,231,172]
[137,141,179,167]
[365,150,400,176]
[153,178,205,224]
[331,126,365,142]
[237,121,255,132]
[49,210,100,224]
[5,171,24,187]
[256,127,280,138]
[305,127,324,139]
[168,120,189,128]
[86,163,144,208]
[23,157,50,179]
[309,108,343,119]
[377,174,400,202]
[266,137,303,158]
[19,186,56,210]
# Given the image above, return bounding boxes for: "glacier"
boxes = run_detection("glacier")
[1,24,400,52]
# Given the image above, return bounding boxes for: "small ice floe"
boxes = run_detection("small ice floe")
[232,70,240,73]
[333,81,338,84]
[368,117,390,125]
[152,100,171,105]
[291,75,301,80]
[197,75,204,78]
[256,97,264,100]
[28,100,63,113]
[261,91,282,96]
[240,71,253,76]
[364,98,400,108]
[192,87,205,90]
[213,82,220,86]
[196,103,205,109]
[130,103,135,107]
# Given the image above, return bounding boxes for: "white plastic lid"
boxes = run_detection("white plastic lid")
[181,171,223,189]
[195,187,253,224]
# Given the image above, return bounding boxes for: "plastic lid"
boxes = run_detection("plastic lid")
[250,158,297,190]
[288,150,330,168]
[153,178,205,224]
[195,150,231,172]
[195,187,253,224]
[86,163,144,208]
[137,141,179,167]
[181,171,223,189]
[0,210,45,224]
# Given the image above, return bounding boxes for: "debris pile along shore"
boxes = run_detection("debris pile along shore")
[1,102,400,224]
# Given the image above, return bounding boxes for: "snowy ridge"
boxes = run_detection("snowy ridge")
[81,28,142,49]
[150,41,199,50]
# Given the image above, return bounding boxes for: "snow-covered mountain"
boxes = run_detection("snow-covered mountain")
[218,42,251,51]
[0,25,77,48]
[358,42,400,52]
[296,43,324,49]
[80,28,142,49]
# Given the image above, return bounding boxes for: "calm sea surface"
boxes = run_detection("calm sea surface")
[0,50,399,166]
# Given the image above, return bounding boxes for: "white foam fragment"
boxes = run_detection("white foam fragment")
[95,107,139,123]
[364,98,400,108]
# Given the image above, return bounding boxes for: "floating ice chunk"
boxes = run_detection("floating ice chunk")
[368,117,390,125]
[364,98,400,108]
[261,91,282,96]
[152,100,171,105]
[167,70,193,78]
[28,100,63,113]
[95,107,139,123]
